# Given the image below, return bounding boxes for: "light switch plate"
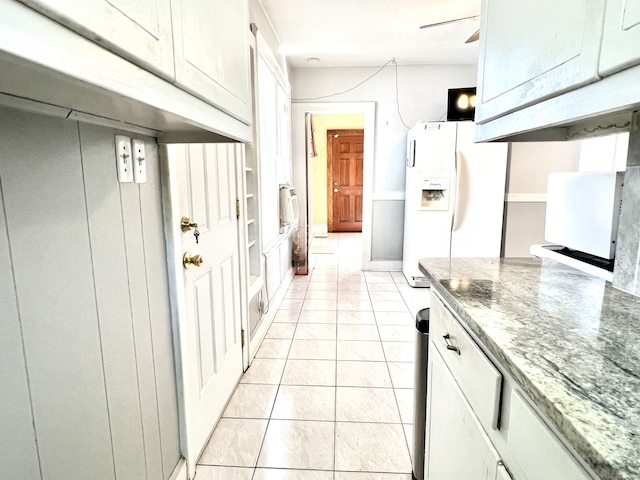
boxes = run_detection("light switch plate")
[115,135,133,183]
[132,139,146,184]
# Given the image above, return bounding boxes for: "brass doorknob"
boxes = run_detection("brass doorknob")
[334,188,339,192]
[183,252,204,269]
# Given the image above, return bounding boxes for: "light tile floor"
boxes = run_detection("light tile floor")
[196,233,431,480]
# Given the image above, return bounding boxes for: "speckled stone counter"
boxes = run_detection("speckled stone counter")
[419,257,640,480]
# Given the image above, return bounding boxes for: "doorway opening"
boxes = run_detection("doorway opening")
[291,102,375,271]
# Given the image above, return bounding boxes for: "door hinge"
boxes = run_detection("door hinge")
[236,199,240,219]
[241,329,245,347]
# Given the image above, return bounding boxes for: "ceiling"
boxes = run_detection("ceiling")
[259,0,482,68]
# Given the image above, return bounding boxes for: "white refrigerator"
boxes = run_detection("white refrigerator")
[402,121,508,287]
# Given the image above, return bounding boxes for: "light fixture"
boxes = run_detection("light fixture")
[306,57,320,65]
[447,87,477,121]
[456,94,470,110]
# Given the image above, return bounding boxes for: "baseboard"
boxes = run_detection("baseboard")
[169,458,188,480]
[312,224,328,238]
[362,260,402,272]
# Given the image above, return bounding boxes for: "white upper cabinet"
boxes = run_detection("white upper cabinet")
[475,0,606,124]
[18,0,174,81]
[599,0,640,76]
[172,0,252,124]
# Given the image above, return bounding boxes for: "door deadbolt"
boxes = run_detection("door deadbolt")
[181,216,200,243]
[181,216,198,232]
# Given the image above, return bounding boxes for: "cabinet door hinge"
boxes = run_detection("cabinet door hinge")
[241,329,245,347]
[236,199,240,219]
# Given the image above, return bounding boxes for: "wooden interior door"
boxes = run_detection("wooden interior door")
[165,143,244,478]
[328,129,364,232]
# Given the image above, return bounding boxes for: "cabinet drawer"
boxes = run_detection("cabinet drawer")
[508,391,592,480]
[430,297,502,430]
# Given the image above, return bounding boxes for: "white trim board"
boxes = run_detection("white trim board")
[312,224,328,238]
[362,260,403,272]
[505,193,548,202]
[169,459,187,480]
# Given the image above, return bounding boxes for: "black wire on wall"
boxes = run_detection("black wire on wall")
[291,58,411,129]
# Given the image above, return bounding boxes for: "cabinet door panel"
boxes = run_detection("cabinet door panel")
[476,0,605,123]
[508,391,592,480]
[599,0,640,76]
[426,348,500,480]
[172,0,252,124]
[18,0,174,80]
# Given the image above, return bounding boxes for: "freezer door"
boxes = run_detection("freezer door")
[402,122,457,285]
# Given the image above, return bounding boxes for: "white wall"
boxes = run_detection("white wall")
[292,64,477,264]
[502,136,630,257]
[502,141,583,257]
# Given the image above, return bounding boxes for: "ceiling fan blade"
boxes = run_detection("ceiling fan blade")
[419,15,480,30]
[465,29,480,43]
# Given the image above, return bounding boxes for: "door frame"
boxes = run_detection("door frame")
[291,102,375,268]
[326,129,364,232]
[159,143,248,479]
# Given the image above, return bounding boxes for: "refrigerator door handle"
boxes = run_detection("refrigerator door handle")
[407,139,416,167]
[451,150,464,232]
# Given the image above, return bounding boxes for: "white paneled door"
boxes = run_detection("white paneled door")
[164,143,244,478]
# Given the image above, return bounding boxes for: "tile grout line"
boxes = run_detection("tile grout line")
[366,268,416,471]
[249,259,312,480]
[333,234,341,478]
[206,233,419,478]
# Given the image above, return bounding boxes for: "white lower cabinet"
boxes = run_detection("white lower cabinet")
[427,294,595,480]
[427,349,501,480]
[508,391,593,480]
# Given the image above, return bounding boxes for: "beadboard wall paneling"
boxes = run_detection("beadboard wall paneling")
[0,108,180,480]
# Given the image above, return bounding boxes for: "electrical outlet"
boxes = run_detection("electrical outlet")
[115,135,133,183]
[132,139,146,184]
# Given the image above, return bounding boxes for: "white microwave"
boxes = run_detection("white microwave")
[545,172,624,260]
[279,185,299,227]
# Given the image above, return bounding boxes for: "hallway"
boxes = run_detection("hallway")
[196,233,430,480]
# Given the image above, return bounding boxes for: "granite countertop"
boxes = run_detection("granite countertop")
[419,257,640,480]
